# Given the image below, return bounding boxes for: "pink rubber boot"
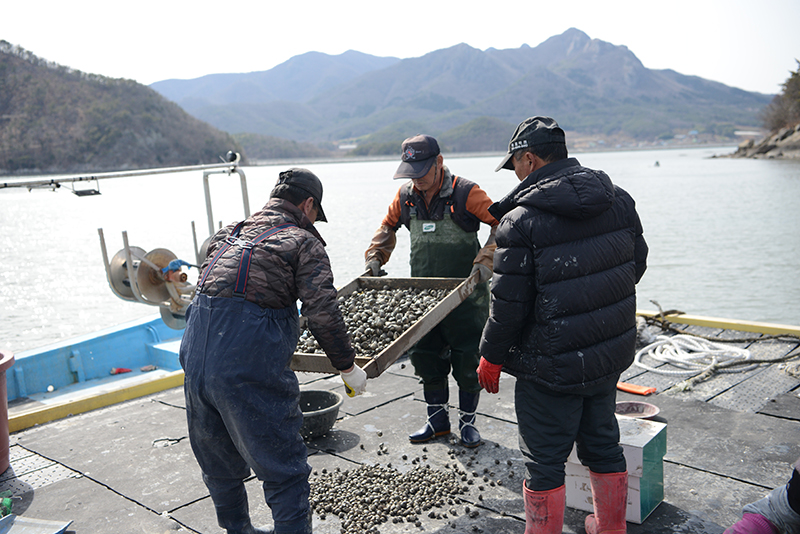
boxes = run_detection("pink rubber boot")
[523,482,565,534]
[585,471,628,534]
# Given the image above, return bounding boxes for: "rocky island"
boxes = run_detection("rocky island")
[729,123,800,159]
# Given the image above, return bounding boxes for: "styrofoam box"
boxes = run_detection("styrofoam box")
[565,415,667,524]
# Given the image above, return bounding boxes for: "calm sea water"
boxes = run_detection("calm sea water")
[2,146,799,353]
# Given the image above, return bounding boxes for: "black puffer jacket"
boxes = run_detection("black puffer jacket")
[198,198,355,371]
[479,158,647,391]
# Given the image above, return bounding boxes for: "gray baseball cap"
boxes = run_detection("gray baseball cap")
[394,134,440,179]
[496,117,565,171]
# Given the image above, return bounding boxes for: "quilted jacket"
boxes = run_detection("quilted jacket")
[198,198,355,370]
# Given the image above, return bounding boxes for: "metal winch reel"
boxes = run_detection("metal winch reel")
[95,152,250,330]
[100,233,197,330]
[108,246,146,300]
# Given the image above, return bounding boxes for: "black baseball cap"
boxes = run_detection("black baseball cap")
[393,134,440,180]
[495,116,566,172]
[277,168,327,222]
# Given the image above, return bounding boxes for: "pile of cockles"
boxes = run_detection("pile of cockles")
[309,441,519,532]
[309,462,469,533]
[296,287,448,356]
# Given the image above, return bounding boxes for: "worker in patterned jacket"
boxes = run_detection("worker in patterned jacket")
[364,134,498,448]
[180,168,367,534]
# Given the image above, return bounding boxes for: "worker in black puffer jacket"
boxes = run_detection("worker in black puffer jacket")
[477,117,648,534]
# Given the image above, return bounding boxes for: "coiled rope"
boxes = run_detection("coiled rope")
[636,302,800,390]
[634,334,758,376]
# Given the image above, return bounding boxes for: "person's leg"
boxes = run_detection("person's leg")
[203,302,310,532]
[185,384,253,531]
[408,326,452,442]
[212,326,310,530]
[575,377,626,474]
[575,377,627,534]
[440,291,487,447]
[516,380,582,490]
[408,325,452,391]
[217,372,311,530]
[515,380,580,533]
[446,338,481,447]
[181,297,254,531]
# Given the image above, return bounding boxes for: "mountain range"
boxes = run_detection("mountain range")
[152,28,773,156]
[0,29,775,174]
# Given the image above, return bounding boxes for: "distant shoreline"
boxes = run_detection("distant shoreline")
[248,143,740,168]
[0,142,742,178]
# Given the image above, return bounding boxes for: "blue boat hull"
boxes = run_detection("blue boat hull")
[8,315,183,402]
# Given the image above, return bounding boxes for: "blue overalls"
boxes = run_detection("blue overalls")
[179,222,312,531]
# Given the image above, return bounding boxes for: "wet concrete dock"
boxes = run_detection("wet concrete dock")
[3,322,799,533]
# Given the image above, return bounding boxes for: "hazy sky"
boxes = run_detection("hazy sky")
[2,0,797,95]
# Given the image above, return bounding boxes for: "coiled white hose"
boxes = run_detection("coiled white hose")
[634,334,758,375]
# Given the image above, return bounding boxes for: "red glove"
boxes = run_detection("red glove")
[477,357,502,394]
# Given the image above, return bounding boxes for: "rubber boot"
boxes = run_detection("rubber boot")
[585,471,628,534]
[211,479,270,534]
[409,389,450,443]
[458,389,481,448]
[274,510,313,534]
[723,513,778,534]
[227,525,273,534]
[229,510,312,534]
[522,481,565,534]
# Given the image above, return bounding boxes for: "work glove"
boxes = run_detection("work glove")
[365,259,382,277]
[477,356,503,394]
[340,364,367,397]
[470,263,492,283]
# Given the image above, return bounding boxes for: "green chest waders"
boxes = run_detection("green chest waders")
[407,211,489,391]
[407,210,489,446]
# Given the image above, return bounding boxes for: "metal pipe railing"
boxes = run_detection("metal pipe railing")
[1,156,241,190]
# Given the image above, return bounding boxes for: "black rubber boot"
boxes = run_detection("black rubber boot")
[274,510,313,534]
[227,525,274,534]
[458,389,481,448]
[409,389,450,442]
[212,479,269,534]
[228,510,312,534]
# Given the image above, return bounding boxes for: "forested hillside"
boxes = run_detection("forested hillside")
[0,41,241,174]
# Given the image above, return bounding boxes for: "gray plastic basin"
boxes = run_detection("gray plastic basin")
[299,389,343,440]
